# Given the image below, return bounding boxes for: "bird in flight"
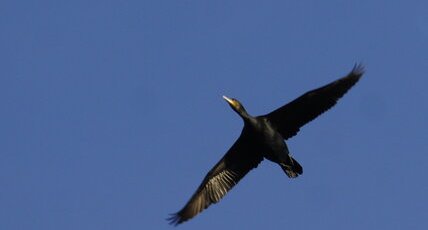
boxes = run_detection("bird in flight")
[168,64,364,225]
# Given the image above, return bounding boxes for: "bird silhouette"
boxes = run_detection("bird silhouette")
[168,64,364,225]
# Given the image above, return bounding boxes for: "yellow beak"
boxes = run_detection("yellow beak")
[222,95,233,104]
[223,95,239,108]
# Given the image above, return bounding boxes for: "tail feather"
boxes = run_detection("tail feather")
[280,156,303,178]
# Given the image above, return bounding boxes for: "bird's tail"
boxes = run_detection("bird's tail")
[280,156,303,178]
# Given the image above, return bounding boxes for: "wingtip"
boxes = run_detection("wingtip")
[166,213,181,226]
[351,63,365,77]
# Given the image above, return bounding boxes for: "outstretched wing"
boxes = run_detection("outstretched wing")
[262,64,364,140]
[168,130,263,225]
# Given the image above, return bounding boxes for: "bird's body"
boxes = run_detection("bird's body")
[242,116,292,170]
[256,117,290,159]
[168,64,365,225]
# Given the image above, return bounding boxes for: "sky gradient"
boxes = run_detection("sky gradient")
[1,1,427,229]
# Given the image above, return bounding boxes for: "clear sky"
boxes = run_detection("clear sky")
[1,1,427,229]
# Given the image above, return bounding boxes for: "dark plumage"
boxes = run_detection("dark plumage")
[168,64,364,225]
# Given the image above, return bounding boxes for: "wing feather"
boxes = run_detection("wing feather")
[168,131,263,225]
[262,64,364,140]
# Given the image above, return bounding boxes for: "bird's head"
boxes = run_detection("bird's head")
[222,96,248,117]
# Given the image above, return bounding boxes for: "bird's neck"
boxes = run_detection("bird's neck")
[238,110,253,123]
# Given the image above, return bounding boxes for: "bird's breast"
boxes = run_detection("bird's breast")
[249,119,288,159]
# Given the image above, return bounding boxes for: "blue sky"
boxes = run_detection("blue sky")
[1,1,427,229]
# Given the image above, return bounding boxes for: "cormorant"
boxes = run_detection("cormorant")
[168,64,364,225]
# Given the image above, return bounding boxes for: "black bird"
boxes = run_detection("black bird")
[168,64,364,225]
